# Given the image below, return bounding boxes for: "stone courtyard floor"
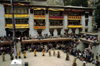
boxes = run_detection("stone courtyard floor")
[0,50,95,66]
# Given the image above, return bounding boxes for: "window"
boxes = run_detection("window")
[89,11,92,16]
[85,19,88,26]
[5,6,28,14]
[6,19,28,24]
[34,10,45,15]
[30,9,33,13]
[6,19,12,24]
[49,11,63,16]
[34,19,45,26]
[68,20,81,25]
[85,22,88,26]
[85,13,89,18]
[50,20,63,26]
[25,9,28,14]
[85,28,88,32]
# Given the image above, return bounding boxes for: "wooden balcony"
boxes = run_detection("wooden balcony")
[5,14,29,18]
[49,26,63,29]
[34,26,45,29]
[68,25,82,28]
[68,16,82,20]
[34,15,46,19]
[5,24,29,29]
[49,16,63,20]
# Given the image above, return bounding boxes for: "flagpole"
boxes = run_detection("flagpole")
[10,0,17,59]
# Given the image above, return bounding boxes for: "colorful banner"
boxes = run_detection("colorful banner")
[68,9,83,12]
[5,24,29,29]
[5,14,29,18]
[34,26,45,29]
[68,25,82,28]
[68,16,82,20]
[4,3,29,6]
[34,15,46,19]
[49,16,63,20]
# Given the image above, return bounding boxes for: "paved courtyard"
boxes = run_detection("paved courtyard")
[0,50,95,66]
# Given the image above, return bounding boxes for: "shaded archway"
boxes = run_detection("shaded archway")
[16,31,21,37]
[57,41,62,44]
[57,28,61,35]
[33,42,41,45]
[7,31,13,37]
[41,42,48,45]
[23,30,29,37]
[72,28,76,33]
[37,29,42,36]
[50,29,54,36]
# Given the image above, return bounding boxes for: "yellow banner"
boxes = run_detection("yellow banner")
[5,24,29,29]
[49,18,63,20]
[33,8,46,10]
[49,8,64,11]
[5,14,29,18]
[68,16,82,20]
[68,25,82,28]
[34,15,46,19]
[34,26,45,29]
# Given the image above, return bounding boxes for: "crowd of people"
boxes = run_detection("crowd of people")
[0,33,100,66]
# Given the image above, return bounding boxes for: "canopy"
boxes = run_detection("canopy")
[11,59,22,66]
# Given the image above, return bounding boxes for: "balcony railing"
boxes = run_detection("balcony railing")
[49,26,63,29]
[68,16,82,20]
[5,24,29,29]
[34,26,45,29]
[5,14,29,18]
[34,15,45,19]
[68,25,82,28]
[49,16,63,20]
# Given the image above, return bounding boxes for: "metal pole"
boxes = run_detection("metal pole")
[11,0,17,59]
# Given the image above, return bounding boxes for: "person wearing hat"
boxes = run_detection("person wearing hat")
[2,52,5,61]
[34,49,37,56]
[18,51,21,58]
[23,51,26,58]
[42,49,45,56]
[53,49,55,56]
[57,51,60,58]
[66,53,70,60]
[49,49,51,56]
[82,61,86,66]
[72,57,77,66]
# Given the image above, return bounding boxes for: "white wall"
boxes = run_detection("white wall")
[77,41,86,51]
[92,45,100,56]
[29,9,38,37]
[88,16,92,32]
[81,16,85,32]
[42,12,50,36]
[68,28,72,34]
[75,28,79,34]
[98,30,100,42]
[53,29,58,36]
[63,15,68,29]
[61,29,65,35]
[0,4,6,36]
